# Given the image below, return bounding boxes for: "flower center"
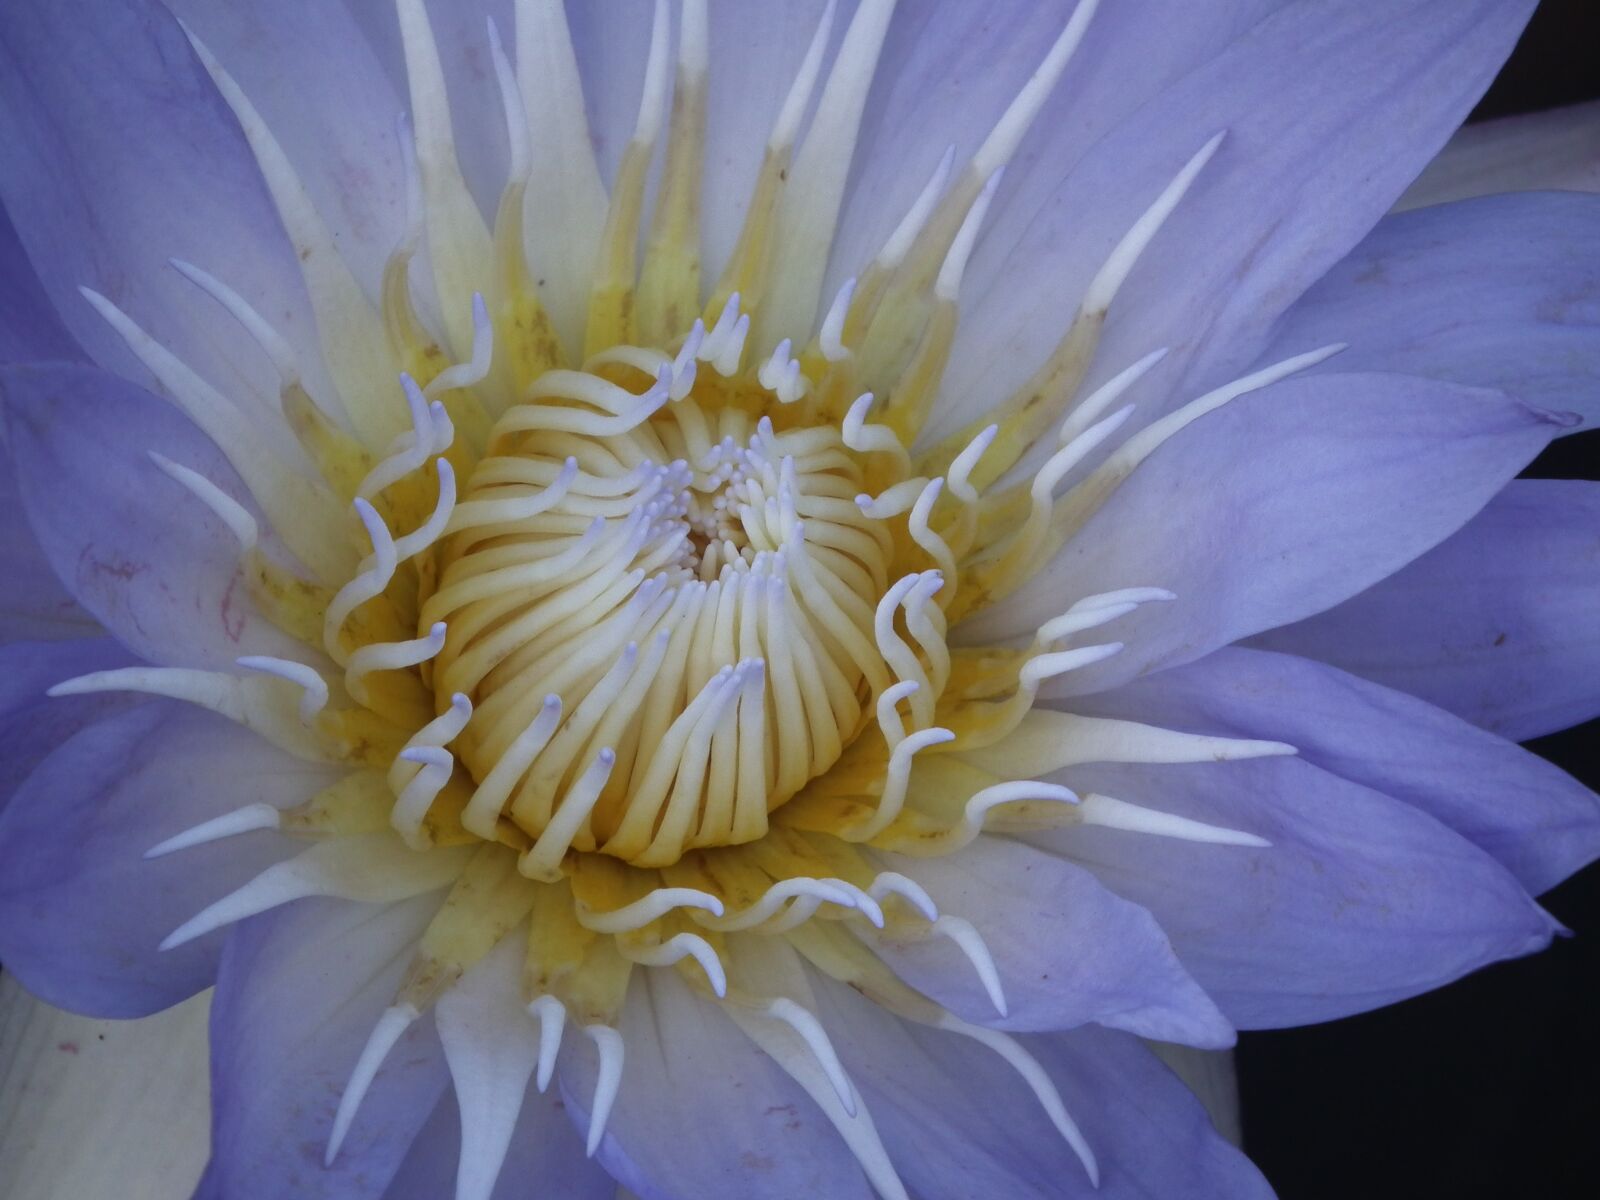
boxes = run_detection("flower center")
[427,349,891,870]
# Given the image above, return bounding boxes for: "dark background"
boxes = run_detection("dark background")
[1235,2,1600,1196]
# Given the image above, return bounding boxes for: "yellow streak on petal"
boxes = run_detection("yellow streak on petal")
[583,138,654,359]
[281,383,377,502]
[635,62,707,345]
[918,312,1101,490]
[280,770,397,836]
[526,879,635,1026]
[492,177,566,388]
[401,844,540,1007]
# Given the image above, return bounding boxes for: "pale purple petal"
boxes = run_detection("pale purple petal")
[0,637,136,812]
[0,464,97,642]
[0,703,335,1017]
[935,0,1534,436]
[0,0,317,412]
[205,894,449,1200]
[1147,1044,1242,1148]
[0,637,128,720]
[829,0,1281,310]
[380,1084,613,1200]
[165,0,406,294]
[867,838,1234,1048]
[1262,193,1600,429]
[810,972,1273,1199]
[1072,645,1600,895]
[558,968,874,1200]
[2,362,313,668]
[1251,479,1600,741]
[338,0,498,205]
[964,374,1563,694]
[1398,99,1600,210]
[1023,755,1558,1027]
[0,203,81,364]
[0,260,96,641]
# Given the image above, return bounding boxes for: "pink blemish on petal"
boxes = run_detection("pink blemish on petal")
[79,548,148,585]
[333,159,383,242]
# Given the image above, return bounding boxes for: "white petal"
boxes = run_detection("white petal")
[436,932,541,1200]
[1398,99,1600,210]
[0,979,210,1200]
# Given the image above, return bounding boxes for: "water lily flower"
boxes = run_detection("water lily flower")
[0,1,1597,1197]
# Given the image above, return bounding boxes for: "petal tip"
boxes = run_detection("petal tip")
[1521,402,1583,429]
